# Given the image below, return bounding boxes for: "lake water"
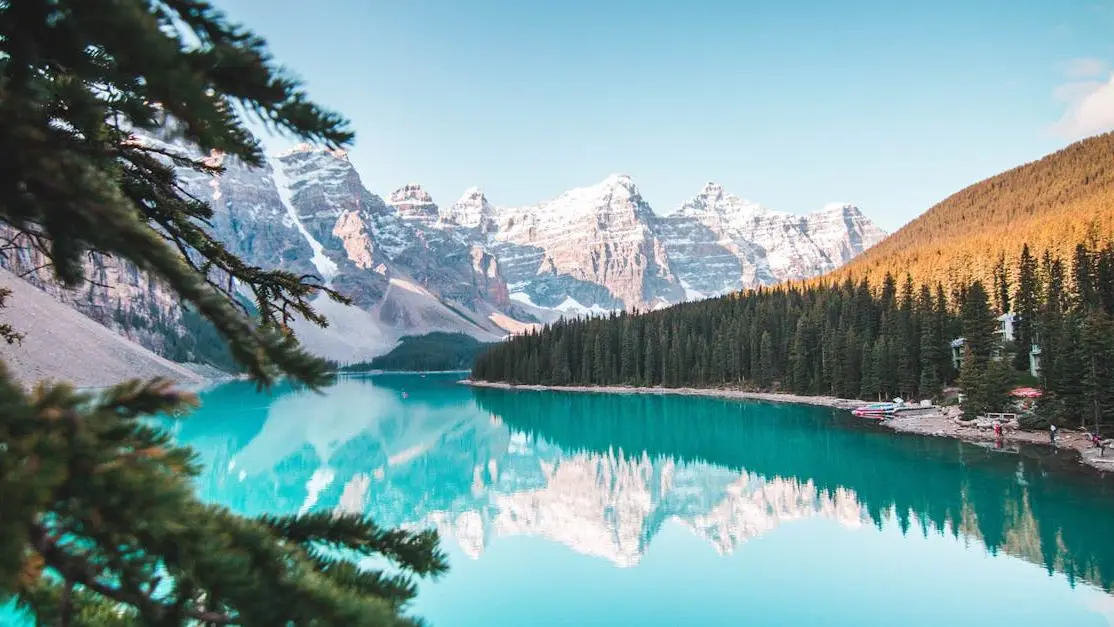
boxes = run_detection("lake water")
[8,372,1114,625]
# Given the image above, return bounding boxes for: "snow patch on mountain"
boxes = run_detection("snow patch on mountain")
[271,157,339,280]
[678,278,706,301]
[554,296,612,317]
[508,292,537,307]
[287,295,396,363]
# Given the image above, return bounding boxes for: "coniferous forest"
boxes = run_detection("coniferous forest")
[830,131,1114,291]
[473,241,1114,432]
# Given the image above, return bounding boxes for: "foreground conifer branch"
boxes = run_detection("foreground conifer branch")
[0,1,447,624]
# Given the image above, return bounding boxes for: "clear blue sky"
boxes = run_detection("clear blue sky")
[216,0,1114,231]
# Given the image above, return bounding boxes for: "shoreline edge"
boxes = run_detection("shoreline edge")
[460,379,1114,474]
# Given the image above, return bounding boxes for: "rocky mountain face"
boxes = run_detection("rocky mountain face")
[186,145,530,363]
[488,174,683,312]
[655,183,886,295]
[0,136,886,364]
[0,228,186,357]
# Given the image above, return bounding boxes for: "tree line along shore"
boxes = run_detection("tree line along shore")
[471,240,1114,464]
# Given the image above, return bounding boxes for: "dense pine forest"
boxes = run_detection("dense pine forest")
[473,241,1114,431]
[340,332,492,372]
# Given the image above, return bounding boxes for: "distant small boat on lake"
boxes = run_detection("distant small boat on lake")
[853,398,938,420]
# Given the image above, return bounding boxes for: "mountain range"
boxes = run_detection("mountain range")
[0,137,885,365]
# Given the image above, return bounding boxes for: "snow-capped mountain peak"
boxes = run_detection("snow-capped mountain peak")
[388,183,439,222]
[532,174,648,222]
[458,186,487,203]
[442,187,494,229]
[598,173,641,201]
[603,172,636,187]
[821,201,852,211]
[700,181,725,202]
[276,143,349,161]
[814,202,863,218]
[679,182,766,218]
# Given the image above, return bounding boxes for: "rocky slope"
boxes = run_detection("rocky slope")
[0,134,885,365]
[0,267,206,387]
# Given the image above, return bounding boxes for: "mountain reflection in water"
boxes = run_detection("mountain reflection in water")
[174,374,1114,590]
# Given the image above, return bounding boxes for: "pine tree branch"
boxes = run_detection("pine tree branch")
[259,512,448,578]
[0,4,450,624]
[29,524,237,626]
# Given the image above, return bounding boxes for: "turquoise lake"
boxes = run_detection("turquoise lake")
[9,371,1114,625]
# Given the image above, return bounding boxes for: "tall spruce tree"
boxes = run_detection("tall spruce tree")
[1097,244,1114,313]
[934,284,955,383]
[790,317,812,394]
[1013,243,1040,372]
[642,325,658,386]
[992,253,1011,315]
[897,275,920,398]
[959,281,1005,419]
[917,285,941,396]
[758,331,775,388]
[0,2,447,625]
[619,318,637,383]
[1073,244,1095,311]
[1080,310,1114,432]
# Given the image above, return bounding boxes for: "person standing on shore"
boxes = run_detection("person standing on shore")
[1092,432,1107,457]
[1050,423,1058,446]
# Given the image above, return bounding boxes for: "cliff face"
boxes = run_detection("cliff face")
[0,267,205,387]
[653,183,887,297]
[0,229,184,356]
[488,174,684,310]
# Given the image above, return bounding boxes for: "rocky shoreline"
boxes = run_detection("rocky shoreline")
[462,380,1114,473]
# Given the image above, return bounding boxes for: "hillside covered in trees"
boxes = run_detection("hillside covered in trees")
[341,332,492,372]
[828,131,1114,290]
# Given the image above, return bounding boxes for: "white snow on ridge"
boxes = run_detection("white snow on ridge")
[508,292,537,307]
[270,157,339,281]
[287,294,397,363]
[678,278,706,301]
[499,173,642,224]
[509,292,612,317]
[555,296,612,317]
